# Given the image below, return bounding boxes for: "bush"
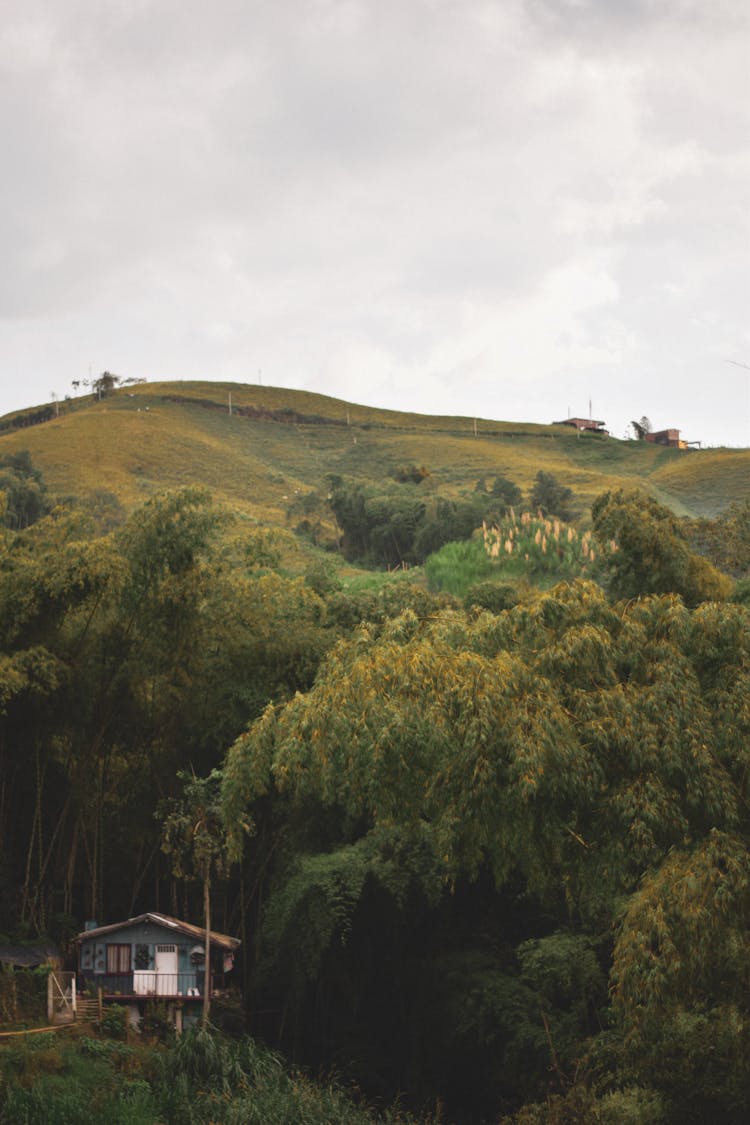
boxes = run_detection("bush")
[424,537,493,597]
[139,999,174,1043]
[100,1004,128,1040]
[529,471,574,521]
[465,581,518,614]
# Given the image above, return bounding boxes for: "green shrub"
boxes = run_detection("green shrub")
[424,537,493,597]
[100,1004,128,1040]
[464,581,518,613]
[139,998,175,1043]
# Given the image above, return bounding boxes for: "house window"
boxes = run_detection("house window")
[106,943,131,974]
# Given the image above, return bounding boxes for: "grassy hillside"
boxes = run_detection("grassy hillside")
[0,380,746,526]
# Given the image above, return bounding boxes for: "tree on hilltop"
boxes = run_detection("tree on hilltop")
[529,471,573,520]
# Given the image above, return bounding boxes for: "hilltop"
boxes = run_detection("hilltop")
[1,380,747,527]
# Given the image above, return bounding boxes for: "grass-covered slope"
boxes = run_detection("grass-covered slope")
[0,380,746,521]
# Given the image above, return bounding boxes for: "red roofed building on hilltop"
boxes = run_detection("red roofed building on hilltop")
[645,428,688,449]
[553,416,609,435]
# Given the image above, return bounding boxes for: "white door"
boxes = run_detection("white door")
[155,944,178,995]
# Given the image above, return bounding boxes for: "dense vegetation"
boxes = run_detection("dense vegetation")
[0,1025,424,1124]
[0,396,748,1124]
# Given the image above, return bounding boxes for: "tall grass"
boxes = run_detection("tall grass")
[425,511,616,597]
[0,1026,430,1125]
[481,510,608,580]
[424,538,493,597]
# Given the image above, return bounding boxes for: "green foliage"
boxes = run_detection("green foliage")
[482,511,598,581]
[327,475,513,569]
[139,999,175,1043]
[328,477,427,567]
[0,1028,422,1125]
[517,932,605,1022]
[731,575,750,606]
[0,384,748,1123]
[631,416,652,441]
[100,1004,128,1039]
[611,831,750,1120]
[529,471,574,520]
[436,949,549,1106]
[490,474,524,510]
[0,963,47,1025]
[304,555,343,597]
[394,463,431,484]
[0,450,50,530]
[223,580,749,1118]
[465,580,518,614]
[161,769,227,885]
[424,536,493,597]
[243,527,284,570]
[500,1084,666,1124]
[685,498,750,578]
[592,489,733,606]
[326,576,456,632]
[261,827,442,985]
[157,1028,424,1124]
[426,510,599,597]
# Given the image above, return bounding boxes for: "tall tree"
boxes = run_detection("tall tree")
[631,415,652,440]
[161,769,228,1027]
[529,471,573,520]
[221,581,748,1117]
[592,488,732,606]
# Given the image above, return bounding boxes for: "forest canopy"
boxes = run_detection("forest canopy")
[0,453,748,1124]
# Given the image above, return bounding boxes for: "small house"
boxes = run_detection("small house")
[553,417,608,435]
[645,428,687,449]
[75,912,240,1029]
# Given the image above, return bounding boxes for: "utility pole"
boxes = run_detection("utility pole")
[228,392,232,416]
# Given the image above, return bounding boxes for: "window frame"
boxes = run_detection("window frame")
[106,942,132,975]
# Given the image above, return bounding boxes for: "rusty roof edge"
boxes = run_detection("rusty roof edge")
[74,912,240,949]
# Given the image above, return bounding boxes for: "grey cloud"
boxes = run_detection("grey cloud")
[0,0,747,445]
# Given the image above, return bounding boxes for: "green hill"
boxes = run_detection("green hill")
[1,380,747,526]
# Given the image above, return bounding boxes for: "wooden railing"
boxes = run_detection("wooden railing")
[87,972,217,998]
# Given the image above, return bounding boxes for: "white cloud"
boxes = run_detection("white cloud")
[0,0,747,447]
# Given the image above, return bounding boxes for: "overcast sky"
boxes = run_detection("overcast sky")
[1,0,748,446]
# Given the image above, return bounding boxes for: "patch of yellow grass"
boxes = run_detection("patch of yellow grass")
[1,383,745,528]
[650,449,750,515]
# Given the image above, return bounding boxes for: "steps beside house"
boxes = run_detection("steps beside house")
[76,995,101,1023]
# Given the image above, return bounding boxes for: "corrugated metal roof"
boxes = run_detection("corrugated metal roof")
[74,912,240,950]
[0,944,59,967]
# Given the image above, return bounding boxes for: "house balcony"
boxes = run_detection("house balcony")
[86,971,219,999]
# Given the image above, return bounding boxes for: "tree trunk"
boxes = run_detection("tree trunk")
[203,871,211,1028]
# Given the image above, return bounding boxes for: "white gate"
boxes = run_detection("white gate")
[47,971,76,1024]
